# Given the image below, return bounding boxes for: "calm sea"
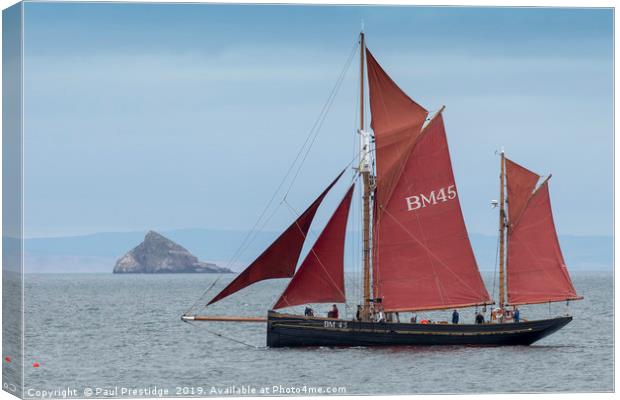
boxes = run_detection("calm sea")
[7,271,613,397]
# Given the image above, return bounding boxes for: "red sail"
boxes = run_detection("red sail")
[207,171,344,305]
[505,158,539,227]
[507,180,581,305]
[373,114,491,311]
[366,49,429,209]
[273,185,354,309]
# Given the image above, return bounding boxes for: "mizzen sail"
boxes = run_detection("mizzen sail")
[506,162,581,305]
[207,170,344,305]
[273,184,354,309]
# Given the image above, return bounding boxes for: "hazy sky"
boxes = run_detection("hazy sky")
[23,3,613,238]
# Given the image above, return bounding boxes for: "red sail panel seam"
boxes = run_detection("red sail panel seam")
[380,206,491,300]
[282,200,348,301]
[509,175,549,232]
[207,169,345,306]
[506,180,580,305]
[376,111,439,209]
[272,185,354,309]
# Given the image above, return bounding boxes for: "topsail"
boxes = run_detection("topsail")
[366,49,428,209]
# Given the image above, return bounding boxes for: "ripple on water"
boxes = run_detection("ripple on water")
[22,272,613,394]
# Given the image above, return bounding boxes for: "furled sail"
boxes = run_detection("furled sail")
[366,49,429,209]
[273,184,355,309]
[207,170,344,305]
[506,161,581,305]
[371,113,492,312]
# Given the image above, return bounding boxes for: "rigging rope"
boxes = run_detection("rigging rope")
[184,319,261,349]
[283,39,360,199]
[491,233,500,304]
[187,38,367,317]
[220,38,360,279]
[184,275,222,316]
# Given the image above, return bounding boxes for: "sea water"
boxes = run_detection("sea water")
[8,271,613,396]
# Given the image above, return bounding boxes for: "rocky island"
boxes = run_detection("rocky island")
[113,231,233,273]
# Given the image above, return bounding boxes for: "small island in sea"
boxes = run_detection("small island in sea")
[113,230,233,273]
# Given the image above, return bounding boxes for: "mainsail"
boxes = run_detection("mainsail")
[367,48,490,312]
[371,111,492,311]
[273,184,355,309]
[207,170,344,305]
[505,159,581,305]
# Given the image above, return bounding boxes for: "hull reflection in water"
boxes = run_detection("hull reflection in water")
[266,311,572,347]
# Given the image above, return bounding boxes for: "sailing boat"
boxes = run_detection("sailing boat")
[182,32,582,347]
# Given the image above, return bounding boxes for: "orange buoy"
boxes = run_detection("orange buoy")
[32,362,39,368]
[4,356,10,363]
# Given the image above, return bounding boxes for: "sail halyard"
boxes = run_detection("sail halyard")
[504,158,582,306]
[272,184,355,309]
[206,170,346,306]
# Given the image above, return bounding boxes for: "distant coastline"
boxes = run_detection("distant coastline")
[19,229,613,273]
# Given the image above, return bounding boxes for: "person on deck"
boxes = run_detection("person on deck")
[475,312,485,324]
[514,307,520,323]
[328,304,339,319]
[304,307,314,317]
[356,305,362,321]
[410,315,417,323]
[452,309,459,324]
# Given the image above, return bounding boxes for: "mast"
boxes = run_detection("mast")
[498,150,506,309]
[359,31,372,319]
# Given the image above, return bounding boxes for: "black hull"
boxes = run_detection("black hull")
[266,311,572,347]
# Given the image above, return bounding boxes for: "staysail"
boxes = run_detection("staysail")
[506,160,581,305]
[207,171,344,305]
[273,184,355,309]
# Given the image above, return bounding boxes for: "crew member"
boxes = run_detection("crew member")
[328,304,339,319]
[514,307,520,323]
[451,309,459,324]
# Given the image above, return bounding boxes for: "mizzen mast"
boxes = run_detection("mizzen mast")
[358,31,373,320]
[498,150,506,309]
